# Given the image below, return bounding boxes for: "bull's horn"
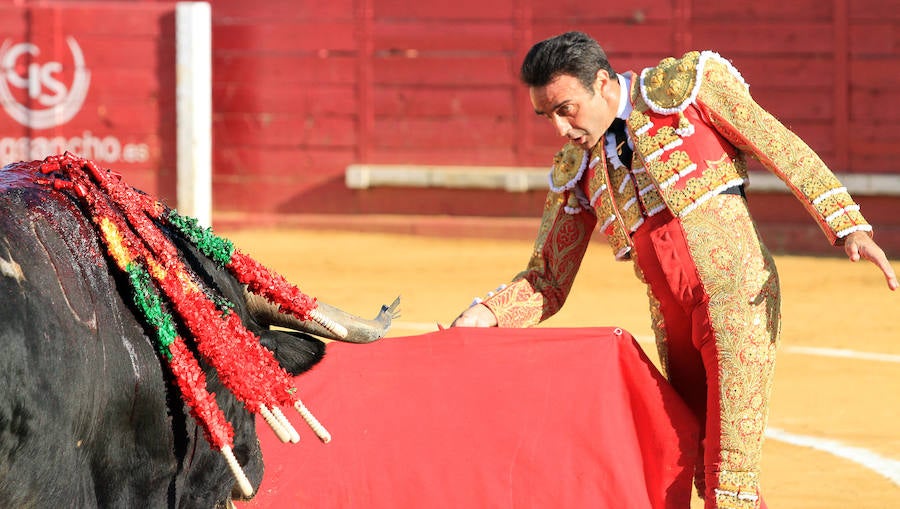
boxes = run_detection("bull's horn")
[246,292,400,344]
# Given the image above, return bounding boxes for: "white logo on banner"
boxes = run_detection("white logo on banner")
[0,37,90,129]
[0,37,149,164]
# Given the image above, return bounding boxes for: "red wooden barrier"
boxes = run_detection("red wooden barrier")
[2,0,895,254]
[207,0,899,206]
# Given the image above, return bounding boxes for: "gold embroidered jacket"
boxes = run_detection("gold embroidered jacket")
[483,51,872,327]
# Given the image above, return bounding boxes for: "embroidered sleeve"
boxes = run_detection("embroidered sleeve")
[695,53,871,244]
[481,191,596,327]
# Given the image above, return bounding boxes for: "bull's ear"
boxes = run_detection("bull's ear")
[258,329,326,376]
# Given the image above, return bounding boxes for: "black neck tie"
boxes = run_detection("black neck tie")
[609,118,633,169]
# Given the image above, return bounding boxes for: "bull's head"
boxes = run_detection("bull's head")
[13,153,400,504]
[166,224,399,503]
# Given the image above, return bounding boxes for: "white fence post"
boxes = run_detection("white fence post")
[175,1,212,227]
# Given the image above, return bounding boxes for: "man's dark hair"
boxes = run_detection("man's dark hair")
[520,31,616,92]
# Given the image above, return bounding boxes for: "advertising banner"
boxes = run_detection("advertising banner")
[0,4,176,200]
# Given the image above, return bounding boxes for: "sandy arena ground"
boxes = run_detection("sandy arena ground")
[221,227,900,508]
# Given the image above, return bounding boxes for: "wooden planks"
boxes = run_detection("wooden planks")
[1,0,892,252]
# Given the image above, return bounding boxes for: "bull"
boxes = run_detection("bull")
[0,157,398,508]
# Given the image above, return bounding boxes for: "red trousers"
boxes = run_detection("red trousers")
[631,195,780,509]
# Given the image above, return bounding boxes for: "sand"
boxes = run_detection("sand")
[222,227,900,508]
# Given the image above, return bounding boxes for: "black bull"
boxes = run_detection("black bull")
[0,167,394,508]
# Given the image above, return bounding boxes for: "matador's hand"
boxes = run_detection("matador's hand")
[450,303,499,327]
[843,231,899,291]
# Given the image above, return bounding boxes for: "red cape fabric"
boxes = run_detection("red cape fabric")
[239,327,699,509]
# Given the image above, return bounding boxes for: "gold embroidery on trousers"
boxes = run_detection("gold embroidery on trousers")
[680,195,780,506]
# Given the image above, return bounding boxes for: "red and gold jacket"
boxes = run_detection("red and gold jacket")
[482,51,872,327]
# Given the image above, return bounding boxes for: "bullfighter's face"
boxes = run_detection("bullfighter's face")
[530,70,618,151]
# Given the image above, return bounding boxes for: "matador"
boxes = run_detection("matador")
[452,32,898,509]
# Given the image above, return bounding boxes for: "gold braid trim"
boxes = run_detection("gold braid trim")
[714,470,762,509]
[529,192,567,271]
[482,280,547,328]
[483,192,596,327]
[635,125,681,162]
[695,54,871,244]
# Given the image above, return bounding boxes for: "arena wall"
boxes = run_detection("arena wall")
[207,0,900,255]
[1,0,897,255]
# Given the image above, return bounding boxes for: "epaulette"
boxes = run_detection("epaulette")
[639,51,748,115]
[548,142,588,194]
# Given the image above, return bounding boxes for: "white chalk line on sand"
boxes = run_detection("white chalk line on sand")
[394,321,900,485]
[779,345,900,364]
[765,428,900,487]
[637,335,900,485]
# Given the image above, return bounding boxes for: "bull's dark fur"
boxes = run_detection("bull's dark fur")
[0,171,326,508]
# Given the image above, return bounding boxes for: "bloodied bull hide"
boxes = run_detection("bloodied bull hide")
[0,154,398,508]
